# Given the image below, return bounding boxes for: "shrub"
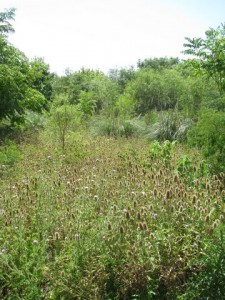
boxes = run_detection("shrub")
[90,116,146,138]
[48,104,82,150]
[188,109,225,173]
[146,110,193,142]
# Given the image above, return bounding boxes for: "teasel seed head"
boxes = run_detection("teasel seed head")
[119,226,124,234]
[149,204,154,211]
[206,183,211,191]
[143,222,148,231]
[205,214,210,223]
[125,210,130,220]
[137,212,141,220]
[192,195,197,205]
[166,190,171,200]
[173,174,179,183]
[139,222,144,230]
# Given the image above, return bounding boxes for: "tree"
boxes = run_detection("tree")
[52,69,119,113]
[0,9,50,124]
[0,8,15,35]
[0,36,47,123]
[124,69,186,114]
[29,57,54,102]
[108,67,136,93]
[183,23,225,95]
[137,57,180,70]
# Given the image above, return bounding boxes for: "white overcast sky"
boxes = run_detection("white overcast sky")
[1,0,225,74]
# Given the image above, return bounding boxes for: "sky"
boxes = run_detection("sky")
[0,0,225,75]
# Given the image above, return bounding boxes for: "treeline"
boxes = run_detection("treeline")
[0,8,225,173]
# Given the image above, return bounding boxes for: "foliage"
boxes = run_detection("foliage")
[48,104,81,150]
[188,109,225,173]
[149,139,176,166]
[176,155,209,185]
[29,57,54,102]
[77,91,97,118]
[125,69,187,114]
[137,56,180,70]
[146,110,193,142]
[52,69,118,112]
[90,115,145,138]
[183,23,225,95]
[0,24,49,124]
[180,228,225,299]
[0,7,15,35]
[115,95,136,118]
[108,66,137,93]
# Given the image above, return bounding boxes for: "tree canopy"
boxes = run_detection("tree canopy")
[0,7,15,35]
[183,23,225,95]
[0,9,53,124]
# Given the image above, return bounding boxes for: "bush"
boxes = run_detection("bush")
[47,104,82,150]
[124,69,187,115]
[180,228,225,300]
[146,110,193,142]
[90,116,146,138]
[188,109,225,173]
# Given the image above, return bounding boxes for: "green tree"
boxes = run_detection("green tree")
[0,9,49,124]
[52,69,118,113]
[0,37,47,123]
[137,57,180,70]
[108,67,136,93]
[29,57,54,102]
[49,104,81,150]
[125,69,186,114]
[183,23,225,95]
[0,7,15,35]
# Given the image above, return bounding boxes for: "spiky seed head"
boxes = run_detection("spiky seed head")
[126,211,130,220]
[205,214,210,223]
[139,223,144,230]
[192,195,197,205]
[143,222,148,231]
[119,226,124,234]
[153,188,157,197]
[137,212,141,220]
[166,190,170,200]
